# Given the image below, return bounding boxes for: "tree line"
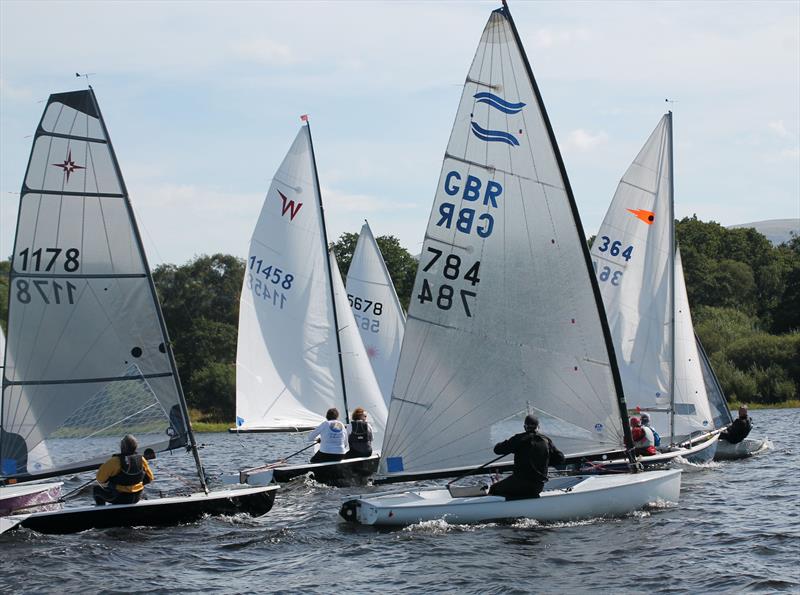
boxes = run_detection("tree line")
[1,217,797,421]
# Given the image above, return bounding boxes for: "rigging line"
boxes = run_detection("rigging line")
[76,401,161,442]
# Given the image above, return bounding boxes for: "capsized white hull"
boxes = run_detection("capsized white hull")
[715,436,769,460]
[340,469,681,526]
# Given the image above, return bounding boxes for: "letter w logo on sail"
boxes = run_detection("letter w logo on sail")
[277,190,303,221]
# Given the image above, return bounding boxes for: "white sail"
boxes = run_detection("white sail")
[235,127,345,430]
[1,89,191,478]
[380,7,627,477]
[672,248,714,437]
[590,114,673,424]
[345,222,406,405]
[590,114,713,441]
[329,250,388,447]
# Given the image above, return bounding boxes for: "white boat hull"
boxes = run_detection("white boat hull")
[0,482,63,516]
[340,469,681,526]
[714,436,769,460]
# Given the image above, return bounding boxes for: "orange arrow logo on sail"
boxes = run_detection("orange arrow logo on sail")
[627,208,655,225]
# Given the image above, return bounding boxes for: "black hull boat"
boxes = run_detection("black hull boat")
[4,485,277,535]
[239,454,380,488]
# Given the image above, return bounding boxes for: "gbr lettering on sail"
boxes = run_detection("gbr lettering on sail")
[416,168,503,319]
[436,171,501,239]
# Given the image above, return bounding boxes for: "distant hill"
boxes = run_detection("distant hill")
[728,218,799,245]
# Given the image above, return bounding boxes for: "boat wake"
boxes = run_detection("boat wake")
[670,456,722,471]
[402,518,490,534]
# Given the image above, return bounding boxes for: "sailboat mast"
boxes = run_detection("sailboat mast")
[305,120,350,421]
[88,87,208,494]
[667,111,677,443]
[501,1,635,455]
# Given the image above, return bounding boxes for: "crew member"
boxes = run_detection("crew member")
[630,417,657,456]
[640,413,661,448]
[0,429,28,476]
[94,434,154,505]
[720,406,752,444]
[345,407,373,459]
[308,408,349,463]
[488,414,565,500]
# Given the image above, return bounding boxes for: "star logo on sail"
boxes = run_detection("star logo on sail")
[52,150,85,183]
[469,92,525,147]
[627,208,655,225]
[277,189,303,221]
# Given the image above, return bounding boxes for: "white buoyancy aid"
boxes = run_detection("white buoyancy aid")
[634,425,655,449]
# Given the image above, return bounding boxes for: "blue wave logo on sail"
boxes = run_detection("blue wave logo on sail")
[470,121,520,146]
[473,92,526,114]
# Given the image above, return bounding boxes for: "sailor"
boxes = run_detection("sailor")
[720,406,752,444]
[94,434,154,506]
[345,407,373,459]
[488,414,565,500]
[630,417,657,456]
[308,408,349,463]
[640,413,661,448]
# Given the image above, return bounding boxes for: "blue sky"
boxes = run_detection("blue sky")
[1,1,798,265]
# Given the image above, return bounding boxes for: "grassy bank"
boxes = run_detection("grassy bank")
[729,400,800,410]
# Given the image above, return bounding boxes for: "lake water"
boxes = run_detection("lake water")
[2,408,798,593]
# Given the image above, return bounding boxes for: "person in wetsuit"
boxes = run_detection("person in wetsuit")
[630,417,657,456]
[488,414,565,500]
[308,408,349,463]
[720,406,752,444]
[345,407,373,459]
[94,434,154,505]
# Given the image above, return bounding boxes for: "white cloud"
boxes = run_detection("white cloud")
[768,120,790,138]
[0,78,33,101]
[231,39,298,66]
[532,27,590,48]
[564,129,609,152]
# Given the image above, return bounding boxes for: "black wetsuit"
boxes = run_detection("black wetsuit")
[489,431,565,500]
[720,416,752,444]
[345,420,373,458]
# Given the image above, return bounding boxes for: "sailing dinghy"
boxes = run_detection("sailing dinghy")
[341,2,681,527]
[696,338,768,460]
[344,221,406,405]
[0,88,277,534]
[232,122,387,486]
[588,113,718,465]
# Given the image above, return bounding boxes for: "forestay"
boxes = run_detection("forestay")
[345,222,406,405]
[379,7,627,477]
[329,251,388,447]
[589,114,713,441]
[1,89,191,479]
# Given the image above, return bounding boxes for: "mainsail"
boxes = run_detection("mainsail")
[380,5,630,477]
[1,89,196,480]
[589,114,713,441]
[234,125,385,433]
[345,222,406,405]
